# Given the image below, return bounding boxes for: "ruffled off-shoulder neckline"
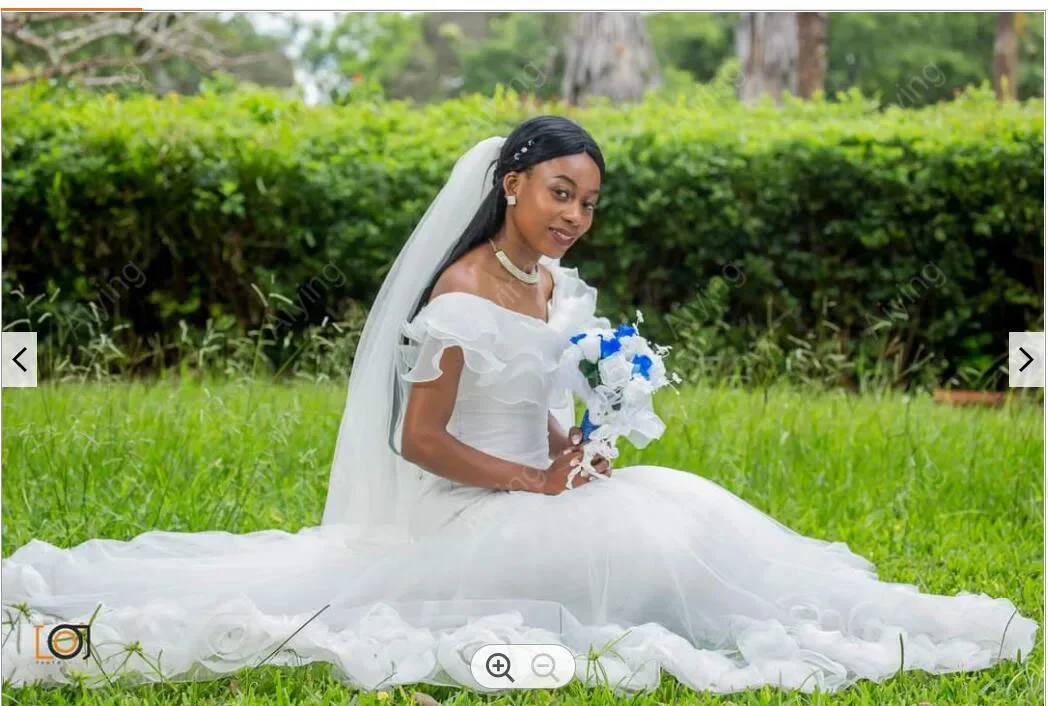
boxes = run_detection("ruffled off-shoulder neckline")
[417,264,605,336]
[424,264,560,328]
[397,263,607,422]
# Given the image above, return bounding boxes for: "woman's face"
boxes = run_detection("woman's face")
[504,153,602,258]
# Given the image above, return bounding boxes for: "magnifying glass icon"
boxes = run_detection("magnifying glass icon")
[485,652,515,683]
[531,652,557,679]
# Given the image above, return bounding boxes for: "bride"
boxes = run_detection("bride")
[2,115,1038,694]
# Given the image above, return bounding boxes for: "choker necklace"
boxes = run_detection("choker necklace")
[489,238,540,285]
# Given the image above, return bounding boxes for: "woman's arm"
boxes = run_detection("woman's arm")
[400,344,551,494]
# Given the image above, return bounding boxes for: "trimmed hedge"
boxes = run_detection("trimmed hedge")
[2,81,1043,380]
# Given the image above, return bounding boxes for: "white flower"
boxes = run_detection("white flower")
[587,403,608,424]
[560,345,583,368]
[592,384,618,409]
[598,353,633,389]
[577,335,601,363]
[622,376,654,410]
[649,355,667,385]
[626,411,666,447]
[619,335,646,357]
[632,339,656,360]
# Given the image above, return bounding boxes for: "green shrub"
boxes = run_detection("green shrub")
[2,81,1042,385]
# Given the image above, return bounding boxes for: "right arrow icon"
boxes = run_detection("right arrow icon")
[1018,346,1034,373]
[1009,333,1045,388]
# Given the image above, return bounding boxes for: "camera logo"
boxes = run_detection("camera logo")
[34,623,91,662]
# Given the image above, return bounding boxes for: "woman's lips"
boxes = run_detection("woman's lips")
[549,227,576,247]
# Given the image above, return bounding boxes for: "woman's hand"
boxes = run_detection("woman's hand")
[548,421,582,458]
[541,447,590,495]
[564,426,613,478]
[540,439,613,495]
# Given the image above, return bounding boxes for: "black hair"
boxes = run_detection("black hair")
[410,114,605,322]
[389,115,605,457]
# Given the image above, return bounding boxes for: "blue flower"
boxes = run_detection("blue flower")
[599,335,621,359]
[632,354,653,380]
[580,408,598,441]
[614,323,637,339]
[569,332,587,344]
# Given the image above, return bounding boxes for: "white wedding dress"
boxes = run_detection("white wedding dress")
[2,263,1038,694]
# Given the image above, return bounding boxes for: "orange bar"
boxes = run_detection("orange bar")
[1,7,143,9]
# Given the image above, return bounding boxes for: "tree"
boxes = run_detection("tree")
[1,12,290,93]
[736,12,798,105]
[825,13,1042,107]
[561,12,659,106]
[797,12,827,98]
[993,12,1019,100]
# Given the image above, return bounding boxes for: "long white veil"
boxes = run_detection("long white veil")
[321,136,562,536]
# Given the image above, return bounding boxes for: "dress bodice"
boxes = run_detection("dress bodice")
[396,264,610,476]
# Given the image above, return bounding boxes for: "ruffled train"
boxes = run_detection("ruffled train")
[2,466,1037,693]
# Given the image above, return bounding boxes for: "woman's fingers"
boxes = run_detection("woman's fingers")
[561,428,585,457]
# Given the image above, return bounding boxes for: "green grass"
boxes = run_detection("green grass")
[2,380,1043,705]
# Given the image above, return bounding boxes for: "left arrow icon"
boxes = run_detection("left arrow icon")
[2,332,38,387]
[12,346,27,372]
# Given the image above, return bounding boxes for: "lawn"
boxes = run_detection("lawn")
[1,380,1043,705]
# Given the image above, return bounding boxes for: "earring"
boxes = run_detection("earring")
[506,194,517,206]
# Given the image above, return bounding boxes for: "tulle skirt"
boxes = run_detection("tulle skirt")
[2,466,1038,693]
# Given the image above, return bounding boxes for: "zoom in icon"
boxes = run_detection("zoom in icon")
[470,644,575,689]
[485,652,515,683]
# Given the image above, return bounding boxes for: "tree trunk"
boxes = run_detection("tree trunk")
[736,12,799,105]
[561,12,659,107]
[797,12,827,99]
[993,12,1019,101]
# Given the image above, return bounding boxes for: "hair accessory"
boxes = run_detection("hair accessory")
[512,138,536,162]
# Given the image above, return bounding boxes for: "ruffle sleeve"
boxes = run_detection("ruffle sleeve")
[396,293,564,407]
[396,265,610,415]
[546,265,612,334]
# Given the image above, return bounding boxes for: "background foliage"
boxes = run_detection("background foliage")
[2,81,1042,387]
[301,12,1044,107]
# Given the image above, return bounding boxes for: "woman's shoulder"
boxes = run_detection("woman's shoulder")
[428,255,485,302]
[430,252,554,311]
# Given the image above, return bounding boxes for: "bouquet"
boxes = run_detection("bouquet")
[555,312,680,489]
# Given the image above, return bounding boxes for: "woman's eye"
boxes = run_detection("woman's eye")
[553,189,570,200]
[584,202,597,211]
